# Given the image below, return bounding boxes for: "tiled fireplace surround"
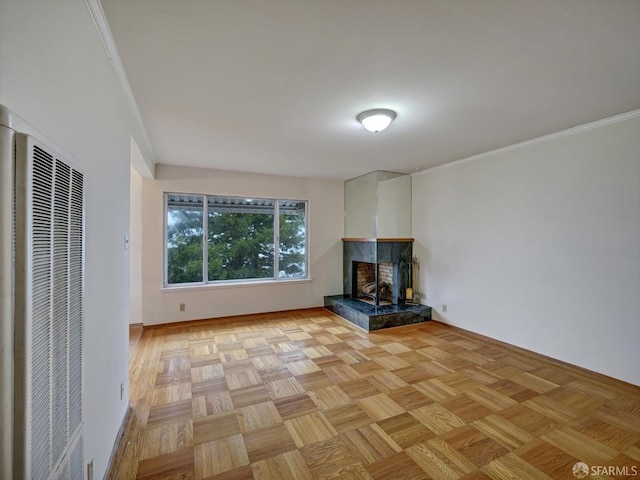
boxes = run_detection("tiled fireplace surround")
[324,238,432,331]
[344,239,411,306]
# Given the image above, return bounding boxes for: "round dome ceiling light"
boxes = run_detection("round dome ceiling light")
[357,108,397,133]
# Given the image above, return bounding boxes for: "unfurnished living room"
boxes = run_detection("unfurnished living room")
[1,1,639,479]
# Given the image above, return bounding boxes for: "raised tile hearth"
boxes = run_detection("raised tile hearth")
[324,295,432,331]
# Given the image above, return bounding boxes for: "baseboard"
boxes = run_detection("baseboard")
[103,403,132,480]
[143,306,327,329]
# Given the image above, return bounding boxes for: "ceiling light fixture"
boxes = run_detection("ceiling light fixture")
[357,108,397,133]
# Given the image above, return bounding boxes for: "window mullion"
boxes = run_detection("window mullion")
[202,195,208,284]
[273,200,279,280]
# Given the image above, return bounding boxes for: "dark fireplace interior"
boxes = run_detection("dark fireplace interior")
[353,261,396,305]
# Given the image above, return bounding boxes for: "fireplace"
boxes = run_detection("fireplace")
[324,171,431,330]
[324,237,431,331]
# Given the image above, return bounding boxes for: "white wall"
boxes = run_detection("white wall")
[130,164,143,324]
[345,171,377,238]
[0,0,151,477]
[377,174,412,238]
[413,113,640,386]
[141,165,344,325]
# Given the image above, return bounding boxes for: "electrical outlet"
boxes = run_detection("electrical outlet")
[442,304,448,313]
[87,458,93,480]
[120,382,124,400]
[179,303,186,312]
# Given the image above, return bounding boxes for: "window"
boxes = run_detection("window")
[165,194,308,286]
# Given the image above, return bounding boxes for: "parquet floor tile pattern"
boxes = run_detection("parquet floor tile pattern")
[114,309,640,480]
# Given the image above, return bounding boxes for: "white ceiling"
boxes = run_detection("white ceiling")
[101,0,640,180]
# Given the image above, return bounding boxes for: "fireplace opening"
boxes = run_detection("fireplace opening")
[354,261,394,306]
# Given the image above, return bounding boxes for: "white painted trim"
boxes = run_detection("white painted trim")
[161,277,312,293]
[412,109,640,176]
[84,0,155,174]
[0,105,77,162]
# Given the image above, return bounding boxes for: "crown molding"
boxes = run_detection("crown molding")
[413,109,640,177]
[85,0,155,176]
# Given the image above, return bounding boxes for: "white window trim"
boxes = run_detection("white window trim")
[160,276,312,293]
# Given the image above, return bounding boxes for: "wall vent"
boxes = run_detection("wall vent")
[3,126,86,479]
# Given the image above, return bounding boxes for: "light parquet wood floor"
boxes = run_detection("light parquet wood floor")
[109,308,640,480]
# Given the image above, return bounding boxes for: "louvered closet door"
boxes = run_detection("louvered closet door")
[14,134,84,480]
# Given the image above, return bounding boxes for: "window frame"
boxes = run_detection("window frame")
[163,192,309,288]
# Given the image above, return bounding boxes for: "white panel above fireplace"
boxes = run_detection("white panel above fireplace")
[344,171,411,238]
[378,175,412,238]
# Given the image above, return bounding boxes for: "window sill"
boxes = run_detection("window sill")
[161,277,312,293]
